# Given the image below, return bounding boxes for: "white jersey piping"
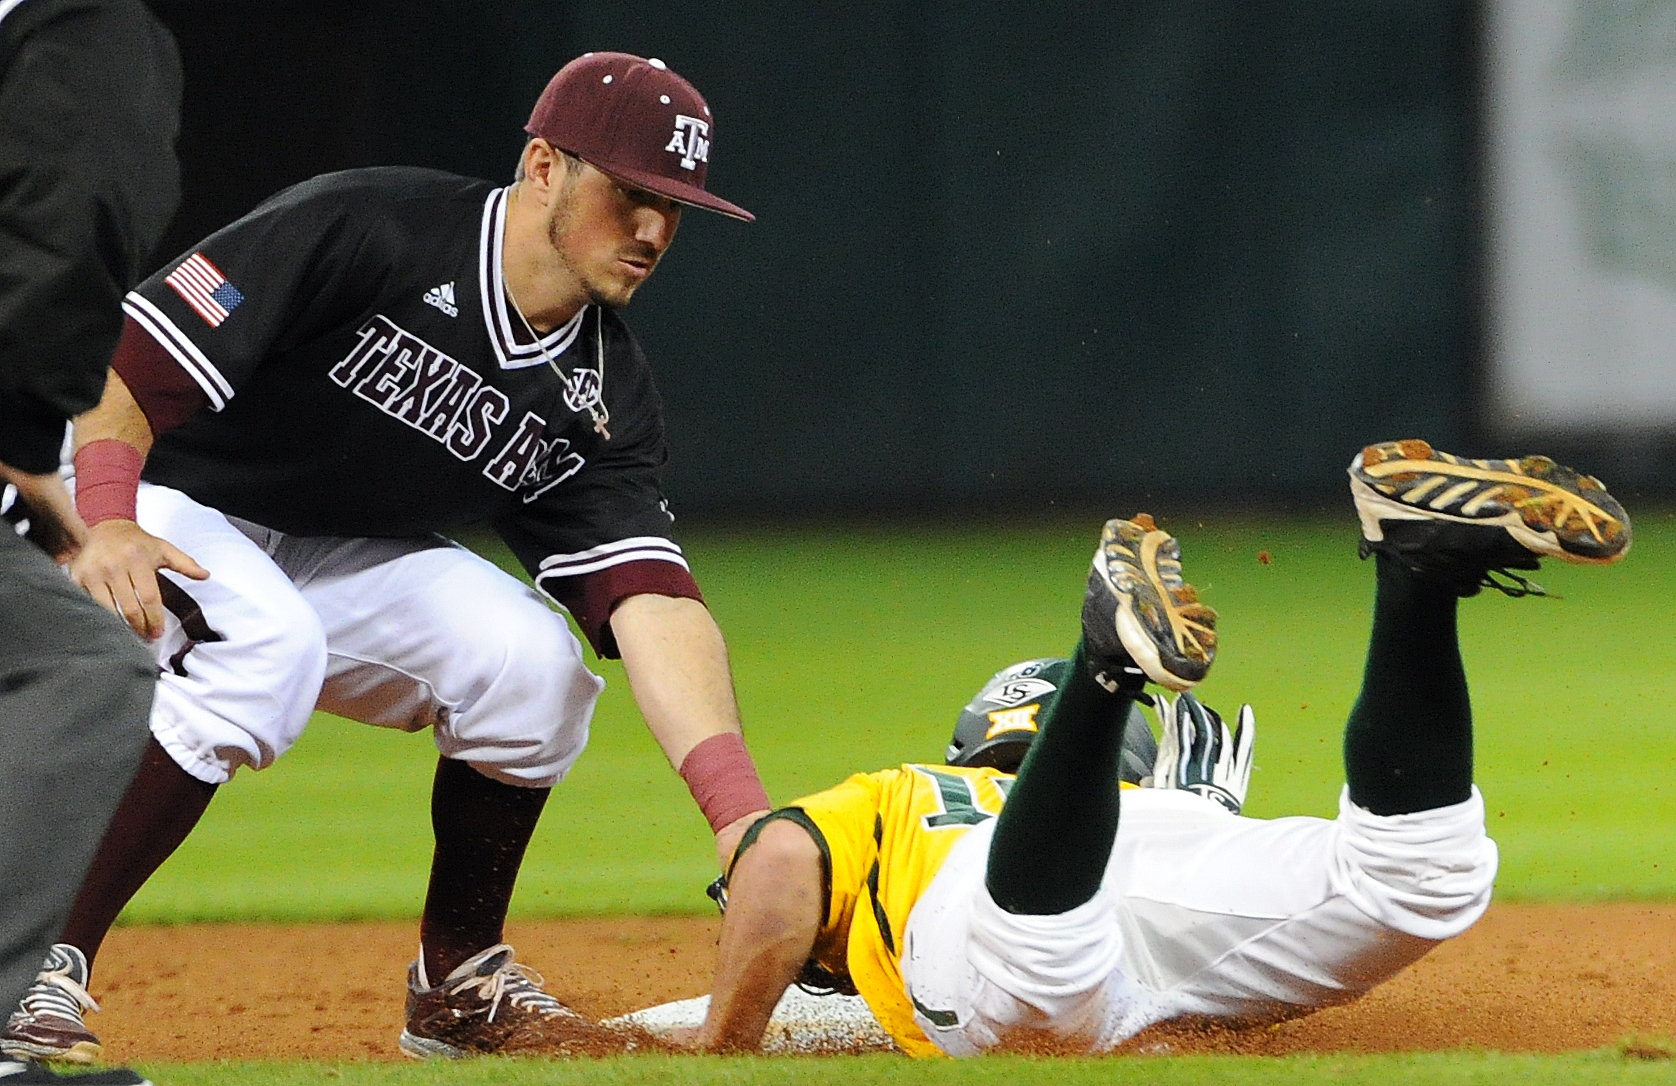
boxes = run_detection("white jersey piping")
[123,292,236,410]
[477,188,588,370]
[536,536,690,580]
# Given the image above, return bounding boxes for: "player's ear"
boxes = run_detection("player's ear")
[520,138,558,200]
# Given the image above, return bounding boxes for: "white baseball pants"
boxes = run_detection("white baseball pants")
[132,483,603,787]
[900,785,1497,1055]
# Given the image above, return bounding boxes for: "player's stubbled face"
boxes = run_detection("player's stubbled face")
[548,163,681,309]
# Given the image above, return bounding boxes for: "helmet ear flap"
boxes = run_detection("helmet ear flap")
[946,658,1067,772]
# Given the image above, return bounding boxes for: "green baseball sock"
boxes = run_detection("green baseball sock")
[1343,552,1473,816]
[985,636,1132,915]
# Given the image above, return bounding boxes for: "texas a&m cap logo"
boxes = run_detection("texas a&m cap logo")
[666,115,709,171]
[525,52,753,222]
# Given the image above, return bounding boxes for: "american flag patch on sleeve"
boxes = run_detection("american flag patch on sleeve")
[164,253,245,328]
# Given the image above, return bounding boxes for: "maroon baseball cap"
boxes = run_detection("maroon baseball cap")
[525,52,754,222]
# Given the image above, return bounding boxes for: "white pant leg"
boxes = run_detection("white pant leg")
[899,786,1497,1055]
[133,485,328,784]
[1097,786,1497,1042]
[900,822,1143,1056]
[261,531,603,788]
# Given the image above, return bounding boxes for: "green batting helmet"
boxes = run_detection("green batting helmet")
[945,657,1158,783]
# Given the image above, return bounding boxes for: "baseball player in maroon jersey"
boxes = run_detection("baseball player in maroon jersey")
[0,52,772,1062]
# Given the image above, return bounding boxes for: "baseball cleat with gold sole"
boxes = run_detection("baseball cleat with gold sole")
[1081,515,1217,692]
[1349,439,1631,596]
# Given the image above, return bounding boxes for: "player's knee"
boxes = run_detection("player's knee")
[258,598,328,681]
[1337,788,1498,940]
[223,599,328,748]
[150,598,328,779]
[429,603,600,784]
[466,605,587,702]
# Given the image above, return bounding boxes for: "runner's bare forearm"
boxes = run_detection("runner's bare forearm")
[698,819,824,1052]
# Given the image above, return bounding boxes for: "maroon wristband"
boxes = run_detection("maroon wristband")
[679,732,771,833]
[73,439,144,527]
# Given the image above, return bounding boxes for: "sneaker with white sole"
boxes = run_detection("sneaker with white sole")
[1350,439,1632,596]
[399,944,589,1058]
[0,947,101,1066]
[1081,514,1217,692]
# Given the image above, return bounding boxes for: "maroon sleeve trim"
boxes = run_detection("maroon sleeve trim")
[544,558,705,658]
[110,316,209,434]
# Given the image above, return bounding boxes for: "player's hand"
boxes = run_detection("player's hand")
[69,518,209,639]
[1151,693,1255,814]
[0,464,86,563]
[715,808,770,873]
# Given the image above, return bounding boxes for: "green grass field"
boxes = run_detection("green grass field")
[149,1048,1676,1086]
[108,510,1676,1084]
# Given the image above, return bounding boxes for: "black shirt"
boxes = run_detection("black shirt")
[0,0,180,471]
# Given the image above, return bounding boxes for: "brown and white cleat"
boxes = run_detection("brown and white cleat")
[399,944,585,1058]
[0,946,102,1066]
[397,943,647,1058]
[1081,514,1217,692]
[1349,439,1631,596]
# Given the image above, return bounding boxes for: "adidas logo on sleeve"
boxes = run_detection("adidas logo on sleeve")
[423,281,458,317]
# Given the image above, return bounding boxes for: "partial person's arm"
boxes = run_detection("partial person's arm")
[0,0,181,560]
[0,0,180,478]
[68,369,207,638]
[611,593,771,865]
[694,818,825,1052]
[0,463,85,562]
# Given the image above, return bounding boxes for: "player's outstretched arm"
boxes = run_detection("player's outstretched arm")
[69,370,207,639]
[612,593,771,868]
[694,819,824,1053]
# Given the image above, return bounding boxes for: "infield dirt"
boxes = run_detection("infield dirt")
[86,902,1676,1062]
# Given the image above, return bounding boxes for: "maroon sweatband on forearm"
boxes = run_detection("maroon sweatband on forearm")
[679,732,771,833]
[73,439,144,526]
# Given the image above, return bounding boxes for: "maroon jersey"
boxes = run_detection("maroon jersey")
[118,166,699,654]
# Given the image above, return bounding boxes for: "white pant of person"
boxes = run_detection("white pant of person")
[130,483,602,787]
[900,786,1497,1055]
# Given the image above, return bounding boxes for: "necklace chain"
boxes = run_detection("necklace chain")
[504,286,611,440]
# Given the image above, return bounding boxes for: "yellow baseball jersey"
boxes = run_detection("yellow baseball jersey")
[786,763,1014,1057]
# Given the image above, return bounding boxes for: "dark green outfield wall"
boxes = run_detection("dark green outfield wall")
[150,1,1479,514]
